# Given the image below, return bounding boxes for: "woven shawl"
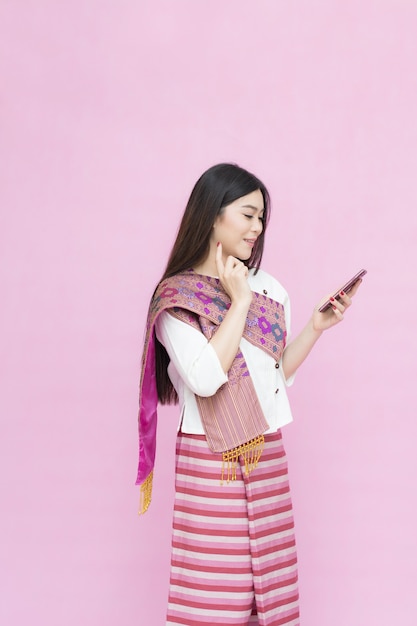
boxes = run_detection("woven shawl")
[136,270,287,512]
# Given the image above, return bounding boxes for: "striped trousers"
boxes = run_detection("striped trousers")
[166,430,300,625]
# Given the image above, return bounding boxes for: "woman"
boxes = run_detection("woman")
[136,163,361,625]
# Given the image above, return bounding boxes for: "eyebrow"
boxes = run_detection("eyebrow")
[242,204,265,213]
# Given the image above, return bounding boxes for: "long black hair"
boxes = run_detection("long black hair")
[153,163,271,404]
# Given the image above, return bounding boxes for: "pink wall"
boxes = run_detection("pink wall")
[1,1,416,624]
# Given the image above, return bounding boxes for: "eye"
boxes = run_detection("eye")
[243,213,265,223]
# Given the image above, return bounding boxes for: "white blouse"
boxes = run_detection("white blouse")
[155,268,295,435]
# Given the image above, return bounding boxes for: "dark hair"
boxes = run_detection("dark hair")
[154,163,271,404]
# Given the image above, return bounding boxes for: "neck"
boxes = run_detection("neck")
[193,250,219,278]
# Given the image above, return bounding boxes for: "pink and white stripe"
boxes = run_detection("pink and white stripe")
[166,431,300,625]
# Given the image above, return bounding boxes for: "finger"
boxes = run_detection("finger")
[224,255,242,274]
[331,303,345,320]
[237,263,249,278]
[317,293,332,311]
[337,290,352,308]
[329,297,346,313]
[233,261,248,278]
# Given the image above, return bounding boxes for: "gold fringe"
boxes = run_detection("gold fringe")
[138,471,153,515]
[221,434,265,484]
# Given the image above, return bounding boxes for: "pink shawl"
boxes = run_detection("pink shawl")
[136,270,287,512]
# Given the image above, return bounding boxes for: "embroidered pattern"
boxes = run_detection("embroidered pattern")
[153,271,287,366]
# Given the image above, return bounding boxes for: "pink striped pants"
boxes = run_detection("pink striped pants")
[166,430,300,625]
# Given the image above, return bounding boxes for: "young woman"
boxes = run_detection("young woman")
[136,163,361,626]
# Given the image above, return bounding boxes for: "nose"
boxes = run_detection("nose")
[252,217,263,235]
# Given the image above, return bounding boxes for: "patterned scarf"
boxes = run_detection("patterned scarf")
[136,270,287,513]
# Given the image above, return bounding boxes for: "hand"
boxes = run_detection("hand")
[215,243,252,307]
[312,278,362,332]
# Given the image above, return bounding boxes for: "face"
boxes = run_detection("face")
[212,189,264,261]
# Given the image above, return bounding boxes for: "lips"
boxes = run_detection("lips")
[244,239,256,247]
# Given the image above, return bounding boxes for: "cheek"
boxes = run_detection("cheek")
[217,216,236,236]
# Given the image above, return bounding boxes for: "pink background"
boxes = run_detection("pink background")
[1,1,416,624]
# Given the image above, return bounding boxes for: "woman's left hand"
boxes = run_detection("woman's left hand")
[312,279,362,332]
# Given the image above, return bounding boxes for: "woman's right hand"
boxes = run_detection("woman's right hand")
[215,243,252,308]
[209,243,252,373]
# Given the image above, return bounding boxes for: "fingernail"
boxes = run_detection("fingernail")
[340,290,345,296]
[330,297,335,302]
[332,305,337,310]
[217,242,220,247]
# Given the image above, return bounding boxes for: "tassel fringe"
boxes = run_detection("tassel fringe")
[221,434,265,484]
[138,471,153,515]
[139,436,265,511]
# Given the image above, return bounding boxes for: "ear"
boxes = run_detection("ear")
[212,212,222,229]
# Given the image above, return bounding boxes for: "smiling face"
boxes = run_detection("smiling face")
[211,189,265,262]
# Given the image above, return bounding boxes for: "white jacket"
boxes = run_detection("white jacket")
[155,268,295,435]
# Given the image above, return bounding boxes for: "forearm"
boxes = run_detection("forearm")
[281,318,323,380]
[210,300,250,374]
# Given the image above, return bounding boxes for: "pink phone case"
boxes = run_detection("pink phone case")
[318,269,367,313]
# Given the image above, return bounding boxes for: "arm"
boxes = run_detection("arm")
[155,312,228,396]
[155,242,253,393]
[281,279,363,380]
[281,319,323,381]
[209,243,253,373]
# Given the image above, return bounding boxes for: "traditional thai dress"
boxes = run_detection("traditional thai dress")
[136,268,300,625]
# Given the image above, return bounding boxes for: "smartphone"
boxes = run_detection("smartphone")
[318,269,367,313]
